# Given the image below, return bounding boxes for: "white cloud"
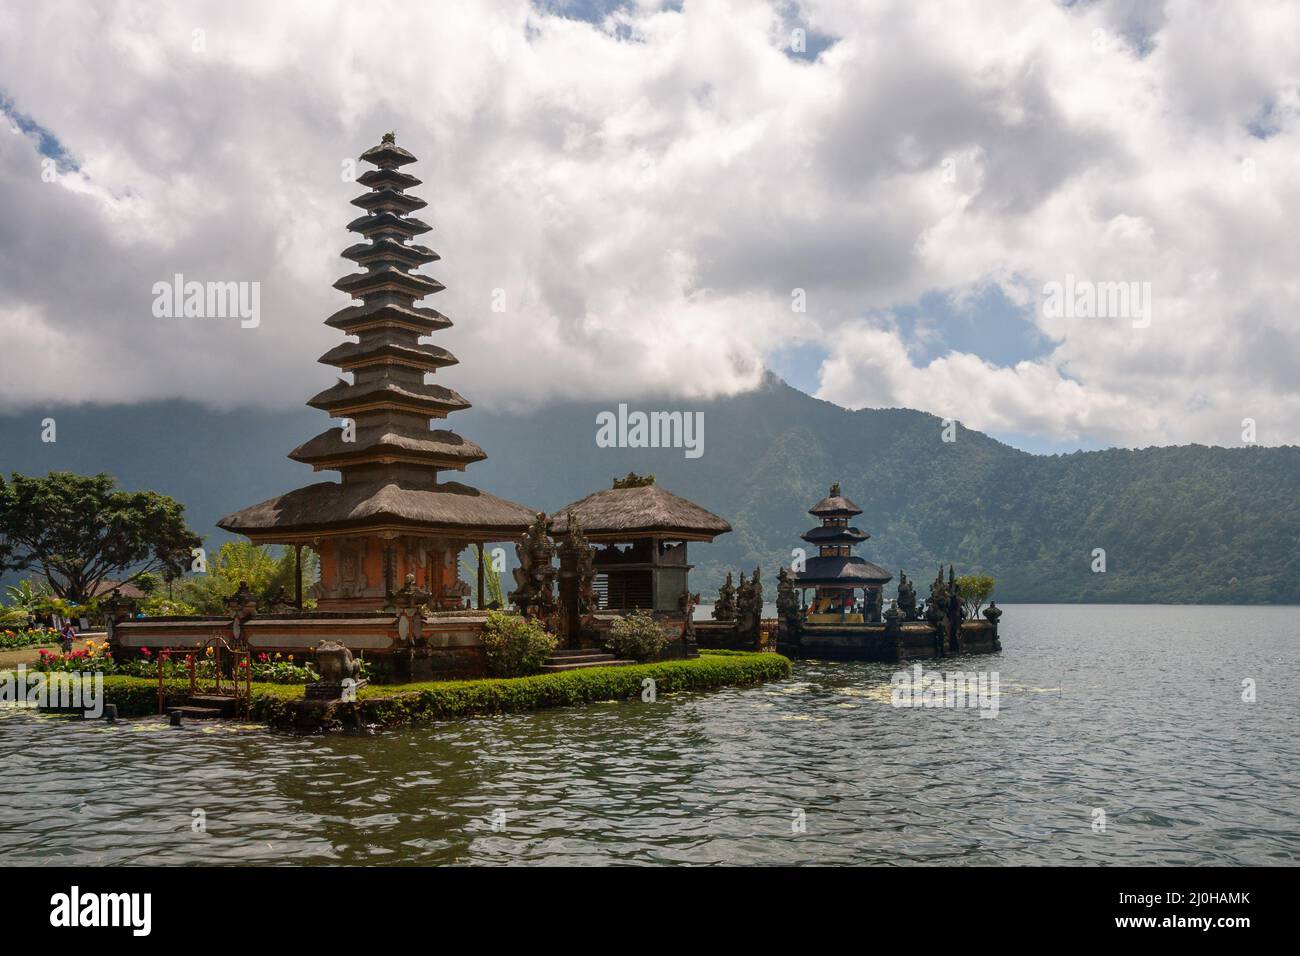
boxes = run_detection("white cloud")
[0,0,1296,447]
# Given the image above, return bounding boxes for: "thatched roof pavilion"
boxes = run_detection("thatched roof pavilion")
[550,479,731,542]
[219,134,535,610]
[550,474,730,612]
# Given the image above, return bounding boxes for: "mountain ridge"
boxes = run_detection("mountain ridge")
[1,375,1295,604]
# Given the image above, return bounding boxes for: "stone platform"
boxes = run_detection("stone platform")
[780,620,1001,662]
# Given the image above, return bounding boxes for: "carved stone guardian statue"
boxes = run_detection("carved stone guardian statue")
[510,512,556,621]
[306,639,368,701]
[776,567,801,635]
[713,572,737,622]
[896,571,919,622]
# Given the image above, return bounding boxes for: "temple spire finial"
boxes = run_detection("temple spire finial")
[381,131,395,145]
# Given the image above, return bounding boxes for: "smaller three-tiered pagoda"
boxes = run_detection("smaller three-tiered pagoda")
[792,483,892,623]
[774,481,1004,661]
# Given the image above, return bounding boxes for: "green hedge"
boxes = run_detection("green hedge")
[87,676,303,717]
[260,651,791,728]
[82,651,793,728]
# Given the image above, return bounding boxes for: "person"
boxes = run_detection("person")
[60,618,76,653]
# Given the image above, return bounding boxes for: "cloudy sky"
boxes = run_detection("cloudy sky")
[1,0,1297,452]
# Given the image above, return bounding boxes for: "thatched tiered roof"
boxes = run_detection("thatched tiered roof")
[219,480,535,540]
[792,482,892,589]
[550,476,731,541]
[808,482,862,517]
[793,555,892,587]
[800,525,870,545]
[217,133,534,541]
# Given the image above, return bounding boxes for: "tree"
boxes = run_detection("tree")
[955,573,995,617]
[0,472,201,603]
[2,579,49,626]
[4,579,50,616]
[180,541,317,613]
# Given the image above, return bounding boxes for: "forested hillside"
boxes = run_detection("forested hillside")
[2,375,1295,603]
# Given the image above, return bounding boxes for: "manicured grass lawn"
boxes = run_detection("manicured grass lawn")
[0,643,57,668]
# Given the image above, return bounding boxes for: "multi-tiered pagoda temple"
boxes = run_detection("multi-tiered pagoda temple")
[793,482,892,623]
[219,134,535,611]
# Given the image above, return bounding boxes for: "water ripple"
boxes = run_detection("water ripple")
[1,605,1297,865]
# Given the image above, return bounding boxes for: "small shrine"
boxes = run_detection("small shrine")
[762,483,1006,662]
[549,473,731,615]
[792,483,892,623]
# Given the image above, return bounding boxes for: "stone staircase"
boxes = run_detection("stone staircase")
[540,648,636,673]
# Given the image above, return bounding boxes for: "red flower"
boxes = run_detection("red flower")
[257,652,269,662]
[140,647,152,657]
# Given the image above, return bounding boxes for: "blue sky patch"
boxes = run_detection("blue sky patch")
[0,92,79,173]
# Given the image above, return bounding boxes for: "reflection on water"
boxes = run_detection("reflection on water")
[1,605,1297,865]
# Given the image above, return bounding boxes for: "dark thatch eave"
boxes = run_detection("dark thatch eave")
[307,378,470,416]
[217,479,535,539]
[350,188,428,214]
[356,168,421,190]
[333,267,445,298]
[289,426,486,467]
[549,485,731,540]
[341,239,439,268]
[808,493,863,517]
[324,301,451,333]
[345,212,431,237]
[317,338,457,371]
[359,141,417,167]
[800,525,870,545]
[792,555,892,586]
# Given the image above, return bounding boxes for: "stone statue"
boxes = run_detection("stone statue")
[924,566,949,628]
[314,640,362,683]
[865,587,882,623]
[982,600,1003,651]
[735,572,754,619]
[389,572,430,644]
[946,564,967,626]
[102,587,137,649]
[510,512,556,620]
[556,516,597,641]
[576,537,596,618]
[267,586,296,612]
[713,572,737,622]
[896,571,918,622]
[982,601,1002,627]
[677,589,700,642]
[735,568,763,643]
[224,580,259,621]
[776,567,801,631]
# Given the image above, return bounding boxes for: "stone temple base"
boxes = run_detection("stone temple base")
[780,621,1001,661]
[305,679,369,701]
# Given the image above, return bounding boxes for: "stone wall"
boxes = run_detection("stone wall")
[111,610,494,683]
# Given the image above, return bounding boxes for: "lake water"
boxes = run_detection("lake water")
[1,605,1297,866]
